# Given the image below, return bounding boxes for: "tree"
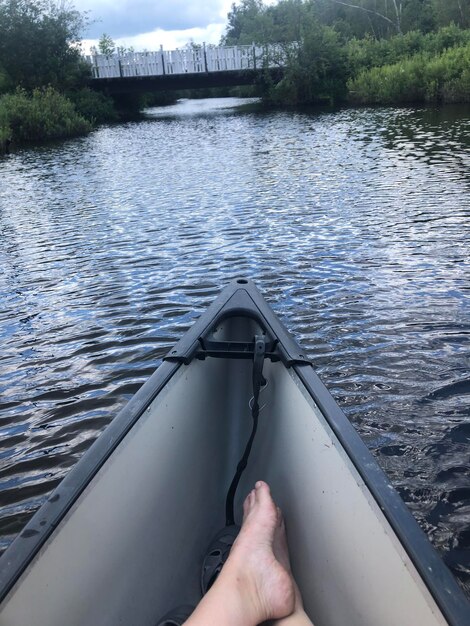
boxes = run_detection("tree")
[266,0,306,43]
[98,33,115,55]
[223,0,272,44]
[267,15,349,105]
[402,0,436,33]
[0,63,10,94]
[433,0,469,29]
[312,0,448,38]
[322,0,405,34]
[0,0,89,90]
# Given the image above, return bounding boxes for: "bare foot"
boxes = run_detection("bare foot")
[184,481,297,626]
[220,481,296,624]
[273,506,292,574]
[273,507,304,613]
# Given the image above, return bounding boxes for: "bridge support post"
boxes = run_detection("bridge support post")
[252,42,256,70]
[92,54,99,78]
[160,45,166,75]
[203,42,208,73]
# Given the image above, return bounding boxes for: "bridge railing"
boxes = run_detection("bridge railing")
[86,44,289,79]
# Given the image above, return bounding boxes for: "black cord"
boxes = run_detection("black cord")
[225,335,266,527]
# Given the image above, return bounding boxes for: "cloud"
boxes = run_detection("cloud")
[81,23,227,54]
[75,0,232,39]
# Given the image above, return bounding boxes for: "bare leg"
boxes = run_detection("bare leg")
[184,481,313,626]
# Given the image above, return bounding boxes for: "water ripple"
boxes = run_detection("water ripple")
[0,99,469,590]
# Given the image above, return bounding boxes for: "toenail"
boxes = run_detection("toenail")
[255,481,263,489]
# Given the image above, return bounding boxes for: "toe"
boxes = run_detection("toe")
[254,481,275,509]
[254,481,271,503]
[243,493,250,520]
[249,489,256,511]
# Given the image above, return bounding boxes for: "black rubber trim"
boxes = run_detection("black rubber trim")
[0,360,181,605]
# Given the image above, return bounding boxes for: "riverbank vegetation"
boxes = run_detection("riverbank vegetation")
[349,35,470,104]
[1,0,469,152]
[0,0,121,152]
[226,0,470,106]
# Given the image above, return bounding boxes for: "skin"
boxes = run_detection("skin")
[184,481,314,626]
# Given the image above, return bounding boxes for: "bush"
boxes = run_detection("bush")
[265,25,349,106]
[0,64,9,95]
[348,42,470,104]
[347,25,470,75]
[68,88,118,124]
[0,0,88,91]
[0,86,91,143]
[0,117,10,153]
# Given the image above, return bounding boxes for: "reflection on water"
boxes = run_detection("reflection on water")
[0,99,469,591]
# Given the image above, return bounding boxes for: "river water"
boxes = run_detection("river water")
[0,98,469,592]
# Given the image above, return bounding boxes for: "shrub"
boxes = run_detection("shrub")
[347,25,470,76]
[348,42,470,104]
[0,122,10,154]
[0,64,9,95]
[0,86,91,143]
[68,88,118,125]
[265,25,349,105]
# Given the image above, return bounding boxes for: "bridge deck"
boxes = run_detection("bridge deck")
[90,68,284,94]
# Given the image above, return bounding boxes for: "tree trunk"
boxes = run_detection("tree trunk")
[328,0,402,35]
[456,0,466,28]
[390,0,402,34]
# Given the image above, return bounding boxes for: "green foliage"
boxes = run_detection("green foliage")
[222,0,470,106]
[110,92,147,119]
[0,2,121,146]
[310,0,406,38]
[224,0,318,45]
[290,1,468,39]
[224,0,267,44]
[0,0,90,91]
[347,24,470,74]
[432,0,469,29]
[401,0,436,34]
[348,41,470,104]
[266,25,349,105]
[222,0,470,107]
[0,102,10,153]
[142,91,180,106]
[68,88,118,124]
[0,64,10,94]
[0,87,91,143]
[98,33,116,55]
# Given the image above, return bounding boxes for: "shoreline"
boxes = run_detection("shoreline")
[2,99,469,156]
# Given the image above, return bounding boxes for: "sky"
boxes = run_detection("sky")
[75,0,245,53]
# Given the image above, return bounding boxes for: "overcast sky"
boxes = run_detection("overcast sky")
[75,0,241,53]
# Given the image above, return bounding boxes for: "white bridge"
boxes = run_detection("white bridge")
[87,44,287,80]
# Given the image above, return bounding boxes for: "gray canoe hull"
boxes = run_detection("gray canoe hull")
[0,280,468,625]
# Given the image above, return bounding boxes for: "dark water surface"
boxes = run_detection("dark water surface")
[0,99,469,590]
